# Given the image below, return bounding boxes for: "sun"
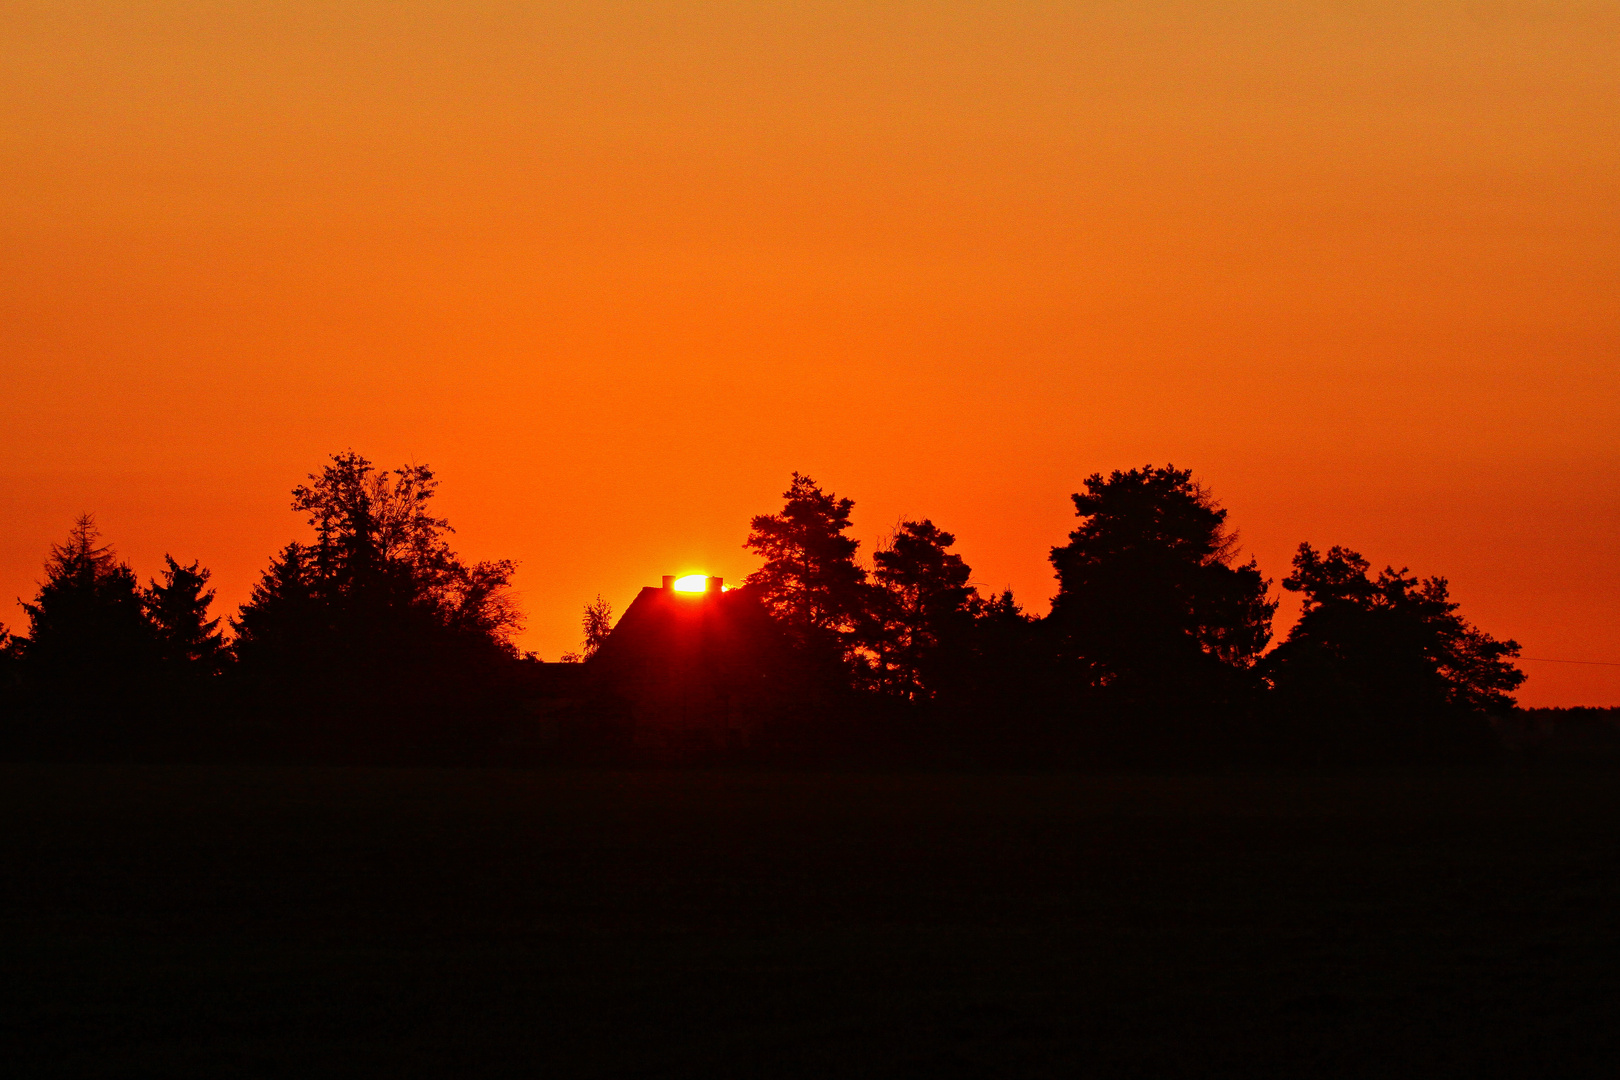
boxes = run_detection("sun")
[672,574,709,593]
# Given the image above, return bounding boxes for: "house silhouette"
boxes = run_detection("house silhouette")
[587,575,813,752]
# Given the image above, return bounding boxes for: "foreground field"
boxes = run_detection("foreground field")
[3,765,1619,1077]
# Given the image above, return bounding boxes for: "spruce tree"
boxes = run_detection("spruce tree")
[144,556,228,674]
[20,514,154,693]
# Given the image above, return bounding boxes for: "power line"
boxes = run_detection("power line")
[1522,657,1620,668]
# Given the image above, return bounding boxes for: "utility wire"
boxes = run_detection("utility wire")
[1521,657,1620,667]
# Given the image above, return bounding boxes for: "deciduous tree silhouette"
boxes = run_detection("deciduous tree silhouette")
[744,473,874,673]
[232,453,523,747]
[1047,466,1276,711]
[581,595,613,660]
[283,451,521,643]
[238,452,521,650]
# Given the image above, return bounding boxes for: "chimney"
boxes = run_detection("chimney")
[662,575,675,590]
[707,576,724,592]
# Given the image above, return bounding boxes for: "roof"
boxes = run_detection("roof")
[587,584,814,740]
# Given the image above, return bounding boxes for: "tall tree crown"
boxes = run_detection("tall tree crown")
[234,453,521,670]
[291,452,457,589]
[144,556,227,672]
[870,519,979,699]
[19,514,152,677]
[1059,466,1237,567]
[744,473,870,658]
[1049,466,1275,683]
[873,520,975,621]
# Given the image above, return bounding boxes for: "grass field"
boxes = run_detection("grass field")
[3,764,1619,1077]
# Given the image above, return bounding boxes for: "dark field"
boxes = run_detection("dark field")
[3,765,1620,1077]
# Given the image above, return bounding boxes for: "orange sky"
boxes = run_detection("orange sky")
[2,2,1616,706]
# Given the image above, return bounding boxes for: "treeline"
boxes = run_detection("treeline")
[0,452,1566,767]
[718,468,1525,765]
[0,454,526,762]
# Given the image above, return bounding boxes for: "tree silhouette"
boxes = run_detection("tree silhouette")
[582,595,613,660]
[744,473,873,671]
[970,589,1042,688]
[871,519,978,699]
[1267,543,1524,743]
[231,542,322,674]
[20,515,153,680]
[243,452,522,650]
[232,454,523,743]
[1048,466,1276,704]
[0,458,1551,767]
[144,556,227,675]
[0,622,19,709]
[281,451,521,644]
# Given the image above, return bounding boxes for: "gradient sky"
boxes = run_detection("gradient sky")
[2,2,1616,705]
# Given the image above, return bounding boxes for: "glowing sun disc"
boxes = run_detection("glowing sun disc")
[672,574,708,593]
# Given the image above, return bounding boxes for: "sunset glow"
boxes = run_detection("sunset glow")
[1,3,1615,704]
[9,9,1620,1069]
